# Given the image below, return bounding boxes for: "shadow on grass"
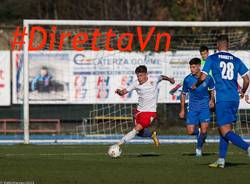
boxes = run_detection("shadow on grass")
[225,162,249,167]
[182,152,217,157]
[123,152,161,158]
[199,162,249,168]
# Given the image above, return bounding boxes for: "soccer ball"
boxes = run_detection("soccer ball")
[108,144,122,158]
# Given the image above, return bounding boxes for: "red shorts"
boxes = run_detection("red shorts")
[134,109,157,128]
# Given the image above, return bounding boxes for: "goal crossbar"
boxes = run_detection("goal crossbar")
[22,20,250,144]
[24,20,250,27]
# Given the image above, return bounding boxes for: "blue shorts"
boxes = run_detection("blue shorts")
[186,108,211,125]
[216,101,239,126]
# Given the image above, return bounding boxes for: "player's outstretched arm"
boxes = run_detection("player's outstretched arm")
[115,89,128,96]
[209,90,215,109]
[240,74,250,99]
[161,75,175,84]
[179,93,186,119]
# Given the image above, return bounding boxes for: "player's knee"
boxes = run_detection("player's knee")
[187,129,194,135]
[219,124,232,136]
[200,123,209,134]
[220,130,229,137]
[134,124,143,131]
[200,129,207,134]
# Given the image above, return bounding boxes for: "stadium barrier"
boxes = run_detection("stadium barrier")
[0,118,61,134]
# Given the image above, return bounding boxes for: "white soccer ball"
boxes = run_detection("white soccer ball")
[108,144,122,158]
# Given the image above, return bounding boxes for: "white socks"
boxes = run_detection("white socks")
[218,158,225,164]
[118,129,138,145]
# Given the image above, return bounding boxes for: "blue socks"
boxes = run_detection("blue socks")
[224,131,249,151]
[219,131,250,159]
[219,135,229,158]
[192,128,207,149]
[137,128,151,138]
[193,128,199,137]
[197,133,207,149]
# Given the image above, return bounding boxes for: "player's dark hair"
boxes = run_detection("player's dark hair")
[189,58,201,65]
[216,35,229,44]
[199,45,209,52]
[135,65,147,74]
[41,66,48,71]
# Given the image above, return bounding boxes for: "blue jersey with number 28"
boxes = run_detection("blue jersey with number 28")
[202,51,249,102]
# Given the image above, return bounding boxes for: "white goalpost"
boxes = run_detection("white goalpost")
[22,20,250,144]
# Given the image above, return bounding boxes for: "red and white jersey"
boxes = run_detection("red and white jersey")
[127,76,162,112]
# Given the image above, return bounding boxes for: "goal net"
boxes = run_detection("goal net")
[81,104,134,137]
[17,20,250,143]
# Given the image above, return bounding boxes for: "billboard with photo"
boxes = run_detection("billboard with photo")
[12,51,168,104]
[12,50,250,109]
[12,51,71,104]
[69,51,167,104]
[233,50,250,109]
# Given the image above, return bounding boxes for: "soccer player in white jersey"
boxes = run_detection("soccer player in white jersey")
[115,65,175,147]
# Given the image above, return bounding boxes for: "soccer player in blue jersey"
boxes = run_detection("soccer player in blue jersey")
[193,35,250,168]
[179,58,215,156]
[169,45,210,95]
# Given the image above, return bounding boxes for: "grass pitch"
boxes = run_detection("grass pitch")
[0,144,249,184]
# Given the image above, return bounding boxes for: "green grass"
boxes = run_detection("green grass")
[0,144,249,184]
